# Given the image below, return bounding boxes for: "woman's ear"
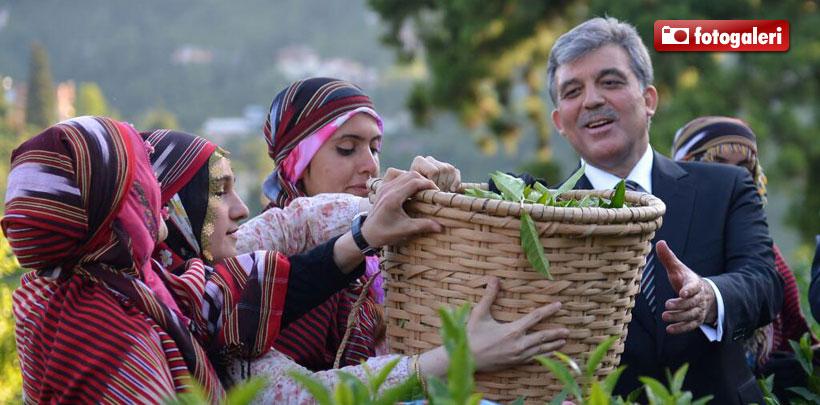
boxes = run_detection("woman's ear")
[158,219,168,243]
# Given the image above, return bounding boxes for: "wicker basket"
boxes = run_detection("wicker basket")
[373,181,666,403]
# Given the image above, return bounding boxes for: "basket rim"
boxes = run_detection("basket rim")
[369,179,666,224]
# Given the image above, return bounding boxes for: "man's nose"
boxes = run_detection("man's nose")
[582,86,605,109]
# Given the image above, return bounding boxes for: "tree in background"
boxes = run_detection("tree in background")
[25,42,57,130]
[75,82,110,117]
[369,0,819,241]
[369,0,576,166]
[0,93,23,398]
[0,85,7,120]
[140,107,180,132]
[0,238,23,404]
[580,0,819,242]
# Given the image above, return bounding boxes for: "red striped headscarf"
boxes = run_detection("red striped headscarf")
[142,129,292,362]
[262,77,380,208]
[3,117,223,402]
[261,79,387,370]
[672,116,767,204]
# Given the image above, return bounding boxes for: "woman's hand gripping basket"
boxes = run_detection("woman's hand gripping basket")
[369,174,666,403]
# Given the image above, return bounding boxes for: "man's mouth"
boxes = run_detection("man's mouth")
[585,118,615,129]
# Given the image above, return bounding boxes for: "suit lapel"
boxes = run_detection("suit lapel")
[575,173,593,190]
[649,152,696,348]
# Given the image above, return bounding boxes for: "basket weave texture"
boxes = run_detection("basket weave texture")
[377,182,666,403]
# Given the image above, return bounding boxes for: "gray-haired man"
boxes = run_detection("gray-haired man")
[547,17,782,403]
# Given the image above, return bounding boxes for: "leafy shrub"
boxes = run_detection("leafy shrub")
[0,237,23,404]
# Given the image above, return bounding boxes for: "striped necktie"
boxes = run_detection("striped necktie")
[623,180,657,313]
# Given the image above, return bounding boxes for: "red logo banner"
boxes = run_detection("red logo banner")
[654,20,789,52]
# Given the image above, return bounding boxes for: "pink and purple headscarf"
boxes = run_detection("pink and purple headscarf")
[262,77,383,209]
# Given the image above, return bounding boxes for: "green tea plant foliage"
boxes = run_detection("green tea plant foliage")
[757,374,781,405]
[163,376,267,405]
[289,303,484,405]
[786,333,820,404]
[425,304,483,405]
[638,365,712,405]
[537,336,712,405]
[464,165,626,280]
[288,357,418,405]
[537,336,629,404]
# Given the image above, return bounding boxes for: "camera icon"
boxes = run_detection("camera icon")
[661,26,690,44]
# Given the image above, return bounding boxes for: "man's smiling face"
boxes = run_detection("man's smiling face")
[551,44,658,176]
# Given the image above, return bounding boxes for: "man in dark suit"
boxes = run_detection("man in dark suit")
[810,235,820,322]
[546,17,783,403]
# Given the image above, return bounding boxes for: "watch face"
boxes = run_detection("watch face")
[352,212,374,254]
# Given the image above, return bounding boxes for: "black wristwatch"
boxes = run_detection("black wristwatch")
[351,212,379,256]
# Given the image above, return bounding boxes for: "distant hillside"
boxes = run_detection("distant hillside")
[0,0,393,129]
[0,0,551,186]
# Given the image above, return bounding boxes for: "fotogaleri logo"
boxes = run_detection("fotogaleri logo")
[654,20,789,52]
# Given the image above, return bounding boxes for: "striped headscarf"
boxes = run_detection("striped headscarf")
[3,117,223,402]
[672,116,767,204]
[262,77,382,208]
[143,129,217,268]
[144,129,382,372]
[143,129,292,361]
[260,79,387,370]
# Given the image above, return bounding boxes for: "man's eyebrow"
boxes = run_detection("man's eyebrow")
[558,78,582,95]
[596,68,628,81]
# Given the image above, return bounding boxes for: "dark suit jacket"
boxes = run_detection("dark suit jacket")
[573,152,783,404]
[810,235,820,322]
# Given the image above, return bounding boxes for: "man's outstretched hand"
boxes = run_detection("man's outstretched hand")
[657,240,718,334]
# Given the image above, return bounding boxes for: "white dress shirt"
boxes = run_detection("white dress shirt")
[581,145,725,341]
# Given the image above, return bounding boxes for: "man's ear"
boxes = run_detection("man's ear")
[643,85,659,118]
[551,109,565,136]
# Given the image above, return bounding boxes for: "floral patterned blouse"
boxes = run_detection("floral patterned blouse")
[228,351,413,404]
[233,193,413,403]
[237,193,363,255]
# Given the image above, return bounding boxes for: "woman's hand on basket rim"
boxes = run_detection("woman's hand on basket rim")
[362,169,443,247]
[468,277,569,372]
[409,155,461,193]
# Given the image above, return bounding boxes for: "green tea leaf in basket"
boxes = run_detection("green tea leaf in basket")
[525,189,543,204]
[537,191,551,205]
[553,162,585,200]
[490,171,525,201]
[534,182,553,205]
[576,195,597,208]
[464,187,502,200]
[519,211,552,279]
[608,179,626,208]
